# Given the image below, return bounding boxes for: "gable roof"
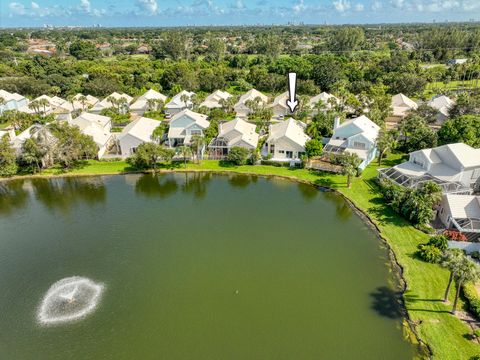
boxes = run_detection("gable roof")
[392,93,417,108]
[309,92,339,107]
[235,89,268,107]
[0,89,26,103]
[200,90,232,108]
[267,118,310,147]
[91,92,133,111]
[73,112,111,129]
[334,115,380,143]
[165,90,195,109]
[130,89,167,111]
[72,94,99,107]
[70,119,112,147]
[170,109,209,129]
[218,118,258,148]
[444,194,480,219]
[119,117,160,142]
[269,92,289,110]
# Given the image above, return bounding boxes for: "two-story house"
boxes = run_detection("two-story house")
[378,143,480,193]
[324,115,380,169]
[262,118,310,162]
[167,109,210,147]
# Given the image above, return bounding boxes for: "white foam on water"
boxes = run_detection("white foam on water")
[37,276,105,326]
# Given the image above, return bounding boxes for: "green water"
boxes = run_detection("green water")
[0,173,416,359]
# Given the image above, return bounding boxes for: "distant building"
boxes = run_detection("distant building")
[200,90,232,109]
[386,93,418,130]
[438,194,480,242]
[130,89,167,116]
[268,92,291,119]
[90,92,133,114]
[427,95,455,127]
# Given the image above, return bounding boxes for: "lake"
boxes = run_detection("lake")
[0,173,416,359]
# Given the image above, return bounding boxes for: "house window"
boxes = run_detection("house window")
[472,169,480,179]
[412,158,424,167]
[353,141,366,149]
[190,130,202,136]
[270,144,275,154]
[279,150,285,154]
[131,147,137,154]
[286,151,293,159]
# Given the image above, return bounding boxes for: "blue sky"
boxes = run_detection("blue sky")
[1,0,479,27]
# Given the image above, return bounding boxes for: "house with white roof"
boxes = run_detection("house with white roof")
[262,118,310,162]
[427,95,455,126]
[11,125,57,157]
[0,129,15,141]
[234,89,268,118]
[208,118,259,158]
[0,89,28,113]
[309,92,339,113]
[118,117,161,157]
[17,95,74,121]
[70,112,114,158]
[438,194,480,242]
[378,143,480,194]
[269,92,291,119]
[167,109,210,147]
[72,94,99,110]
[165,90,195,116]
[324,115,380,169]
[130,89,167,115]
[200,90,232,109]
[386,93,418,129]
[90,92,133,114]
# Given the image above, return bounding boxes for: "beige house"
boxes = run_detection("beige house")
[269,92,291,119]
[118,117,161,157]
[234,89,268,118]
[200,90,232,109]
[208,118,259,158]
[386,93,418,130]
[130,89,167,116]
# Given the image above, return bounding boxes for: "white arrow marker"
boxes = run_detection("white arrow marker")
[286,72,298,113]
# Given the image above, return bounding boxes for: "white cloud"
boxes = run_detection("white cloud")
[80,0,91,12]
[293,0,306,13]
[355,3,364,11]
[233,0,244,9]
[371,0,382,10]
[31,1,39,9]
[9,2,26,15]
[136,0,158,14]
[390,0,405,8]
[333,0,351,12]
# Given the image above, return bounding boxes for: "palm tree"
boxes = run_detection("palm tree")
[28,100,41,115]
[376,130,395,166]
[441,249,464,303]
[180,93,190,109]
[340,153,361,188]
[0,96,5,109]
[37,98,50,115]
[79,95,88,110]
[176,145,192,168]
[146,98,157,112]
[190,135,205,163]
[451,255,480,314]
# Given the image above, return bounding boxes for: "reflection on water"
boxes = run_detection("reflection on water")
[134,172,213,200]
[135,173,179,199]
[30,177,106,213]
[323,191,353,221]
[296,182,318,201]
[0,181,29,215]
[228,174,258,189]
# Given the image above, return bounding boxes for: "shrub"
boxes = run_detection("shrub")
[417,244,442,263]
[471,251,480,260]
[226,146,250,166]
[427,235,449,251]
[463,282,480,320]
[444,230,468,242]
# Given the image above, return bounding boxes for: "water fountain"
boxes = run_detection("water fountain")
[37,276,105,325]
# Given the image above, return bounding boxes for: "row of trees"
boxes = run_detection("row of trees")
[0,123,98,176]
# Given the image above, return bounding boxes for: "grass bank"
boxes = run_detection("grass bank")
[4,156,480,359]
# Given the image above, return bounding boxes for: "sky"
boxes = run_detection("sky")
[0,0,479,27]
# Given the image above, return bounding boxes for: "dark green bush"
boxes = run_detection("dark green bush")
[417,244,442,263]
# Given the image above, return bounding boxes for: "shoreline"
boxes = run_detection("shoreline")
[0,166,431,357]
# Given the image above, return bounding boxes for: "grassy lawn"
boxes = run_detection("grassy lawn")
[6,155,480,358]
[424,79,479,97]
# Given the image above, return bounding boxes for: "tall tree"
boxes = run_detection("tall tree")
[0,134,17,176]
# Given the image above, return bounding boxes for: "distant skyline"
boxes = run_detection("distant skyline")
[1,0,479,28]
